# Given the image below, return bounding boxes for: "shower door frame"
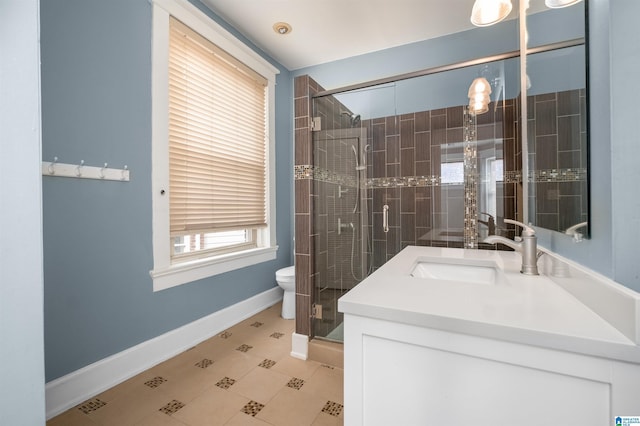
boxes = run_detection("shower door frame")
[310,120,372,342]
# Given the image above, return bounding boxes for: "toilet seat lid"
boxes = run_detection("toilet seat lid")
[276,265,295,280]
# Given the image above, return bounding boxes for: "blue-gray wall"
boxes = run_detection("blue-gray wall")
[328,7,585,120]
[39,0,640,385]
[293,0,640,292]
[40,0,293,382]
[609,0,640,289]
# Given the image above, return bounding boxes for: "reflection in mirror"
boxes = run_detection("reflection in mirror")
[525,0,588,237]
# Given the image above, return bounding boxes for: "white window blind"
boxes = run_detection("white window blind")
[168,17,268,238]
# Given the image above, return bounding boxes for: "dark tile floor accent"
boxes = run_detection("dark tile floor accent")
[159,400,185,415]
[76,398,106,414]
[194,358,213,368]
[215,376,236,390]
[322,400,344,417]
[287,377,305,390]
[258,359,277,369]
[143,376,167,388]
[235,344,253,352]
[241,400,265,417]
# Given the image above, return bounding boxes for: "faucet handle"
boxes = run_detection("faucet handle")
[504,219,536,237]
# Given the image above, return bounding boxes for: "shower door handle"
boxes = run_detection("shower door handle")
[383,204,389,233]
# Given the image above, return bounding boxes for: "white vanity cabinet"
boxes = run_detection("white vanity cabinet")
[339,246,640,425]
[344,314,639,425]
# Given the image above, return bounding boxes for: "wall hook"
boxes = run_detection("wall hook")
[76,160,85,176]
[42,159,130,182]
[48,156,58,175]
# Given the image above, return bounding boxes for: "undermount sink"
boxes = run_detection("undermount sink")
[410,258,499,285]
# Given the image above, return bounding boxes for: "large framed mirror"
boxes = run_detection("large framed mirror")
[524,0,589,239]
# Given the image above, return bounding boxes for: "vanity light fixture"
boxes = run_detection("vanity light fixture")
[470,0,513,27]
[273,22,292,35]
[468,77,492,115]
[545,0,583,8]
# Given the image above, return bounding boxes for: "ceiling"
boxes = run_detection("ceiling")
[200,0,501,70]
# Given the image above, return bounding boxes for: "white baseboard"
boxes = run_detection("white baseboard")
[290,332,309,360]
[45,287,283,420]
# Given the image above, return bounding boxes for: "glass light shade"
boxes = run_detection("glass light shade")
[470,0,513,27]
[469,100,489,115]
[468,76,492,115]
[545,0,582,8]
[468,77,492,97]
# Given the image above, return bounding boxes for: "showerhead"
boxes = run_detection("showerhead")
[341,111,361,127]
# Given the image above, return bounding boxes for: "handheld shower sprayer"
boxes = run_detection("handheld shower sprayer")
[352,145,366,171]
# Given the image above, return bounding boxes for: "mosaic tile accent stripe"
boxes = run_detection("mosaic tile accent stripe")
[144,376,167,388]
[367,175,441,188]
[532,168,587,182]
[295,167,441,188]
[294,165,313,180]
[296,166,585,187]
[159,400,185,415]
[77,398,107,414]
[503,168,587,184]
[503,170,522,184]
[322,401,343,417]
[463,106,479,249]
[241,400,265,417]
[294,165,357,187]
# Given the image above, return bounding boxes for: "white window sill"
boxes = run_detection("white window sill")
[150,245,278,292]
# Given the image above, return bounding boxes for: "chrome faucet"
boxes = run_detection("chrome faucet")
[565,221,588,242]
[478,212,496,235]
[483,219,543,275]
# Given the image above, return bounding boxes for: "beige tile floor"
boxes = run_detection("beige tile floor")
[48,302,344,426]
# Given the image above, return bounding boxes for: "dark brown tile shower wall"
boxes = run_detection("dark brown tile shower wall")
[293,75,319,337]
[294,74,523,338]
[527,89,587,231]
[365,101,519,269]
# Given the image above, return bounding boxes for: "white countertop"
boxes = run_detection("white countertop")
[338,246,640,363]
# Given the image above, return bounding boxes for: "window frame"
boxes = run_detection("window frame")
[150,0,279,291]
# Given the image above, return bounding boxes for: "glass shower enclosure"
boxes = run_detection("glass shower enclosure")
[311,58,522,342]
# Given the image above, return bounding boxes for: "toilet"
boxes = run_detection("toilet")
[276,266,295,319]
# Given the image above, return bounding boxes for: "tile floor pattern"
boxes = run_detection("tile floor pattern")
[48,303,344,426]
